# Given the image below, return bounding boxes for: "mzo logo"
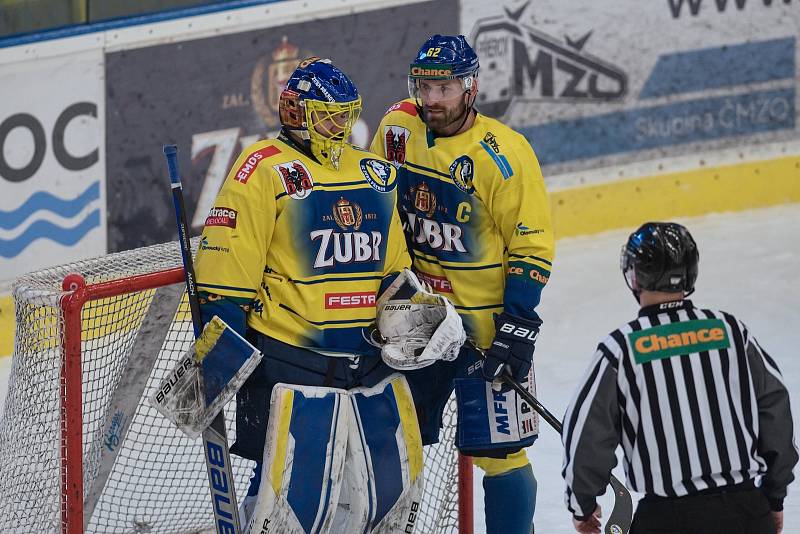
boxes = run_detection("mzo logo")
[470,1,627,117]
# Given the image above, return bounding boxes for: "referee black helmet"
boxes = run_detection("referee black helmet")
[621,222,699,299]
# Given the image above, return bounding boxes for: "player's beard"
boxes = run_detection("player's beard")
[423,99,469,136]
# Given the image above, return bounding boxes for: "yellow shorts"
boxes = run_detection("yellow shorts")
[472,449,530,477]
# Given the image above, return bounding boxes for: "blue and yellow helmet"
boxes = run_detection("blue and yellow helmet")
[408,34,480,99]
[279,57,362,169]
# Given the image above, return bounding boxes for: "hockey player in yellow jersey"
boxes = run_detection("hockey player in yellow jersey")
[371,35,555,533]
[193,58,437,533]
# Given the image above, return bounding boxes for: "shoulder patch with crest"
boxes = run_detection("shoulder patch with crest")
[383,125,410,167]
[360,158,396,193]
[274,160,314,200]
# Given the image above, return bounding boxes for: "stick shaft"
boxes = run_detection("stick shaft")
[163,145,241,534]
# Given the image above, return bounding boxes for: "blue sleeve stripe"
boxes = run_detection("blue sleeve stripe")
[479,141,514,180]
[279,304,373,326]
[197,282,257,294]
[509,253,553,267]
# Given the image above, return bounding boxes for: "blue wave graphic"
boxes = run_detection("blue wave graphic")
[0,209,100,258]
[0,181,100,230]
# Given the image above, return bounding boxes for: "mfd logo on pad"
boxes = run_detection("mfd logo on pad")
[628,318,730,364]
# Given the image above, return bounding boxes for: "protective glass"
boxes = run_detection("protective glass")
[407,75,474,102]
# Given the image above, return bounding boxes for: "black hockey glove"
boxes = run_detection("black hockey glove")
[481,312,542,382]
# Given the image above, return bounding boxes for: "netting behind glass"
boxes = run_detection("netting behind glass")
[0,240,464,533]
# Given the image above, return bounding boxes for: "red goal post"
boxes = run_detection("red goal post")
[0,240,473,534]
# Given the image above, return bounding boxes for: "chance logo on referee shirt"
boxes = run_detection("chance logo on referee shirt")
[629,318,730,364]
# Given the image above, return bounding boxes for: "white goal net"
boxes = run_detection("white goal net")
[0,240,468,534]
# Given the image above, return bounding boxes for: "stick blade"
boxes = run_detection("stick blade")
[605,476,633,534]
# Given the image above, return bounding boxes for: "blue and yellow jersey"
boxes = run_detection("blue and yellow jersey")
[194,136,410,354]
[370,99,554,348]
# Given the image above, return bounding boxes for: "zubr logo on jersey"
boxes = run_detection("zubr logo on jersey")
[384,125,410,167]
[275,160,314,199]
[470,1,627,117]
[360,158,396,193]
[311,198,382,268]
[407,183,467,253]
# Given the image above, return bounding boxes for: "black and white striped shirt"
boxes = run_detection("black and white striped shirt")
[562,299,797,518]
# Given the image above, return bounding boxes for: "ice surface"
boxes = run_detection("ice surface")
[1,204,797,533]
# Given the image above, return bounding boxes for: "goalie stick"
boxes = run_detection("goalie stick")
[499,370,633,534]
[164,145,242,534]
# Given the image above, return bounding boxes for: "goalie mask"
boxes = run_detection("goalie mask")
[375,269,466,370]
[279,57,362,170]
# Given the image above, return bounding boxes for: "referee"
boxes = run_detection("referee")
[562,222,797,534]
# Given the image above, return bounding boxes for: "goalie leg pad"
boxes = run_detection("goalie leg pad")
[246,383,350,534]
[455,362,539,457]
[334,374,424,534]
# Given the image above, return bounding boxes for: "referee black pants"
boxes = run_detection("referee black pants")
[631,482,775,534]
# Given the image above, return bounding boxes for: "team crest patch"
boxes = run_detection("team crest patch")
[274,160,313,200]
[333,197,363,230]
[413,182,436,218]
[360,158,396,193]
[384,125,410,167]
[449,155,475,194]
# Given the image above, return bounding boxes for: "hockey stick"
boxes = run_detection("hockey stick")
[499,370,633,534]
[163,145,242,534]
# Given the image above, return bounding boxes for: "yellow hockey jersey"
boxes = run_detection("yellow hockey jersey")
[370,100,554,348]
[194,135,410,354]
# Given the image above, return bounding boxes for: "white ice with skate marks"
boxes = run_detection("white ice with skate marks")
[0,204,797,533]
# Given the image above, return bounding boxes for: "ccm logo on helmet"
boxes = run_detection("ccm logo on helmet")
[498,322,539,342]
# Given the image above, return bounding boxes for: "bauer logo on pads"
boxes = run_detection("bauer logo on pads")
[149,316,261,438]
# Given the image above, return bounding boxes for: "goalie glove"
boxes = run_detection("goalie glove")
[376,269,466,370]
[481,312,542,382]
